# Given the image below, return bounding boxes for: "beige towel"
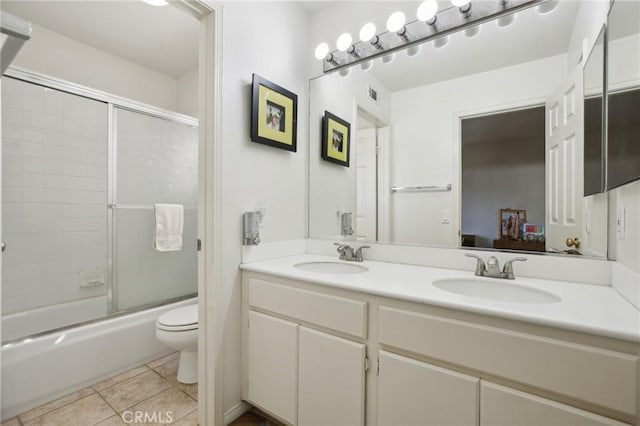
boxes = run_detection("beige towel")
[154,204,184,252]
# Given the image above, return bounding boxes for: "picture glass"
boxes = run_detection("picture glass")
[257,85,294,146]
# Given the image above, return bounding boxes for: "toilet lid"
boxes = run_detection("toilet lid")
[157,305,198,330]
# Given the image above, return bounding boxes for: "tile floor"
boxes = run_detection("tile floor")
[2,352,277,426]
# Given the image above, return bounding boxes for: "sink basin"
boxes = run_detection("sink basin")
[433,278,561,304]
[294,261,368,274]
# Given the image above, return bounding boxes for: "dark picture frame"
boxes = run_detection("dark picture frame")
[499,208,527,240]
[321,111,351,167]
[250,74,298,152]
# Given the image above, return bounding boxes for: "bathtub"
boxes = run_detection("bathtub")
[0,297,196,421]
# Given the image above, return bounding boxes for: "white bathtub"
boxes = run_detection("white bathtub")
[0,298,196,421]
[2,296,108,342]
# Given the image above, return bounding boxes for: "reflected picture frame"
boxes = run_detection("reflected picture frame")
[499,208,527,240]
[321,111,351,167]
[250,74,298,152]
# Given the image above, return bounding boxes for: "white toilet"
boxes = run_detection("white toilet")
[156,304,198,384]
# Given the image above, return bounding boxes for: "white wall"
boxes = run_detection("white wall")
[177,67,199,117]
[566,0,610,70]
[309,69,391,238]
[218,2,309,413]
[1,77,108,315]
[462,137,545,248]
[13,24,180,112]
[389,54,567,246]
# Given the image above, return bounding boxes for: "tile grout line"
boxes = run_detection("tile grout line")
[18,388,98,425]
[91,365,151,394]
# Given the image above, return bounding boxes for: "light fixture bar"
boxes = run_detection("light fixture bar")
[322,0,547,73]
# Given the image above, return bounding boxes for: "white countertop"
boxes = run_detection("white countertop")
[241,254,640,343]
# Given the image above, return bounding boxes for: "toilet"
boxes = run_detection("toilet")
[156,304,198,384]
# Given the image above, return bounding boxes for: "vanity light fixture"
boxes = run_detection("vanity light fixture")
[314,42,330,60]
[317,0,549,74]
[141,0,168,6]
[497,0,516,26]
[336,33,353,52]
[338,67,351,77]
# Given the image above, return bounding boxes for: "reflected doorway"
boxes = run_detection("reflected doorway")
[461,106,546,251]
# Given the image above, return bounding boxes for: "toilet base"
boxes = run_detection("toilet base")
[177,350,198,384]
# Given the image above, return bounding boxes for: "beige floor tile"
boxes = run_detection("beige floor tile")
[19,387,95,423]
[152,358,198,401]
[97,370,171,412]
[125,388,197,425]
[172,409,198,426]
[146,352,179,369]
[94,414,127,425]
[93,365,150,392]
[22,394,114,426]
[1,418,21,426]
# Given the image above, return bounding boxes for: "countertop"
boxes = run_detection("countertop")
[240,254,640,343]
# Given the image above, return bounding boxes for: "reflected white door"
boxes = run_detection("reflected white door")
[545,66,584,253]
[356,128,377,240]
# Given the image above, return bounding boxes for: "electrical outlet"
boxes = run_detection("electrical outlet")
[617,206,626,240]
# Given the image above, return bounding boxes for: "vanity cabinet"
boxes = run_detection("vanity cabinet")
[243,276,368,425]
[377,351,479,425]
[242,272,639,426]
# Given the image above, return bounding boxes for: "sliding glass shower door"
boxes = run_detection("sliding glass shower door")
[111,107,198,311]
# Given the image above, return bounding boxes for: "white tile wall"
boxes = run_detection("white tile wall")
[1,77,108,314]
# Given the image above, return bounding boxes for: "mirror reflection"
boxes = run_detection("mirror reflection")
[607,0,640,190]
[309,0,609,257]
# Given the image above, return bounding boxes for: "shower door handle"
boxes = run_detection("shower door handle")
[1,241,5,252]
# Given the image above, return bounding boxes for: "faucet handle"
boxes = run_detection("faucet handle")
[354,245,370,262]
[465,253,486,276]
[502,257,527,279]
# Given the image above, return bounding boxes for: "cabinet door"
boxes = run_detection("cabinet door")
[481,382,630,426]
[298,327,366,426]
[378,351,479,426]
[248,311,298,425]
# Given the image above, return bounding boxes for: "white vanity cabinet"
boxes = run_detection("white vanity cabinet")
[377,351,479,425]
[242,271,640,426]
[243,275,368,426]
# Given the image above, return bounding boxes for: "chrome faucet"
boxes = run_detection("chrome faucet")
[465,253,527,279]
[334,243,370,262]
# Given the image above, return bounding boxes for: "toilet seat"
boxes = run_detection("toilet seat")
[157,305,198,332]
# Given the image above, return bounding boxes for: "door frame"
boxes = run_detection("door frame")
[453,97,547,248]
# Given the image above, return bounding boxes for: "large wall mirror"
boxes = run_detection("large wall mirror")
[309,0,609,258]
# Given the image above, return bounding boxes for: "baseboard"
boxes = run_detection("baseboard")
[224,401,251,425]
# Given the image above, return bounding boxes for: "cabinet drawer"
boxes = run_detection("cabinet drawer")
[249,278,367,339]
[379,305,639,416]
[481,381,630,426]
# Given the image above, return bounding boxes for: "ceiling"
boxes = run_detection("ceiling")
[0,1,199,78]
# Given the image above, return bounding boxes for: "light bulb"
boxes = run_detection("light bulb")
[407,45,422,56]
[464,25,481,37]
[537,0,559,14]
[434,36,449,48]
[451,0,470,6]
[497,13,516,27]
[417,0,438,21]
[361,60,373,72]
[382,53,396,64]
[336,33,352,52]
[386,11,406,32]
[359,23,377,42]
[338,68,351,77]
[314,42,329,60]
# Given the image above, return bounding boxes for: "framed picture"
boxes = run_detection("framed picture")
[251,74,298,152]
[499,209,527,240]
[321,111,351,167]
